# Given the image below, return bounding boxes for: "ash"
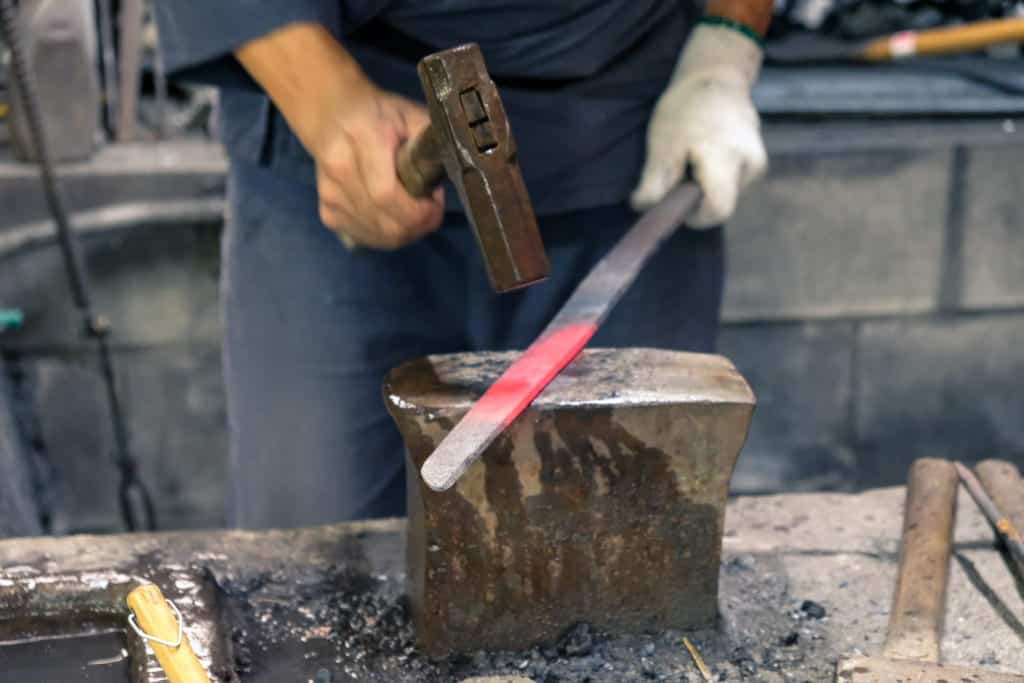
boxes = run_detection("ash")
[218,565,450,682]
[218,553,836,682]
[450,554,835,683]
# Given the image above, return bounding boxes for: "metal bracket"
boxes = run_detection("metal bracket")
[128,599,184,649]
[0,309,23,332]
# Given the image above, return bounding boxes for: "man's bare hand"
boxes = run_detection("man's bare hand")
[309,84,444,248]
[236,23,444,249]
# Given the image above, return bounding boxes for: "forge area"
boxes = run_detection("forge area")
[1,487,1021,682]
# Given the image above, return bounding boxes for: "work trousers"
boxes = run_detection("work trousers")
[223,159,724,528]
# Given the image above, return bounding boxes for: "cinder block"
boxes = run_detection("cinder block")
[0,140,226,228]
[0,221,222,350]
[725,150,949,321]
[961,145,1024,310]
[719,321,857,493]
[26,357,120,533]
[855,314,1024,489]
[23,345,227,533]
[0,366,42,537]
[113,346,227,530]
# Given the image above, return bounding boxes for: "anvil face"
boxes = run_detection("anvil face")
[384,348,755,655]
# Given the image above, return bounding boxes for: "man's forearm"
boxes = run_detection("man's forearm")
[705,0,774,38]
[234,22,371,150]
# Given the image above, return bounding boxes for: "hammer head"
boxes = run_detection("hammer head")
[417,44,549,293]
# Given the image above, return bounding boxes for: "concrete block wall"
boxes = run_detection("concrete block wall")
[0,140,226,227]
[0,216,227,533]
[2,119,1023,532]
[723,121,1024,493]
[0,369,42,536]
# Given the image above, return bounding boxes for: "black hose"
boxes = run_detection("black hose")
[0,0,156,532]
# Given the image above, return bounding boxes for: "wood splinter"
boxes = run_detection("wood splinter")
[683,637,714,683]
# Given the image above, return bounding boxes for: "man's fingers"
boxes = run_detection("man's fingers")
[406,186,446,236]
[312,92,444,249]
[318,201,354,235]
[408,191,445,234]
[356,122,443,239]
[391,95,432,138]
[318,131,359,186]
[316,165,351,214]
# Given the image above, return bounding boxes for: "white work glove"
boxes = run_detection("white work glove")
[631,23,767,228]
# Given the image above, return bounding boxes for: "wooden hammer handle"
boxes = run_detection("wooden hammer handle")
[396,125,445,198]
[127,583,210,683]
[882,458,958,663]
[861,17,1024,61]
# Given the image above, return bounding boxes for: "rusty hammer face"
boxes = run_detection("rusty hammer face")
[396,43,549,293]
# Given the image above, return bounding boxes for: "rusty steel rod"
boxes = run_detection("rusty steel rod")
[955,461,1024,574]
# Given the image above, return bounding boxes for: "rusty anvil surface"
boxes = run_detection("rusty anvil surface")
[384,348,756,655]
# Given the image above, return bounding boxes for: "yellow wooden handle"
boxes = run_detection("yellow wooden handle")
[126,584,210,683]
[860,17,1024,61]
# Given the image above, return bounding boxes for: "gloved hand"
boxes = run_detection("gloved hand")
[631,23,767,228]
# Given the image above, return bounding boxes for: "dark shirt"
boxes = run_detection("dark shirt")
[154,2,698,214]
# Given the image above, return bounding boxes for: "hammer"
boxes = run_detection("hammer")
[394,43,549,293]
[835,458,1024,683]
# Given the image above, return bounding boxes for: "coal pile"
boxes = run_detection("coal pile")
[217,553,837,682]
[218,566,451,682]
[450,554,836,682]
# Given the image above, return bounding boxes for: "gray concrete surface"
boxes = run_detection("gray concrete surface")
[725,487,1024,679]
[722,322,856,493]
[724,149,949,320]
[856,315,1024,489]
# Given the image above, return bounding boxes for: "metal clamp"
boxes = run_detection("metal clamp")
[128,599,184,649]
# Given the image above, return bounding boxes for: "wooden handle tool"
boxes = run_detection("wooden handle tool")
[860,17,1024,61]
[836,458,1024,681]
[127,583,210,683]
[768,16,1024,64]
[882,457,959,663]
